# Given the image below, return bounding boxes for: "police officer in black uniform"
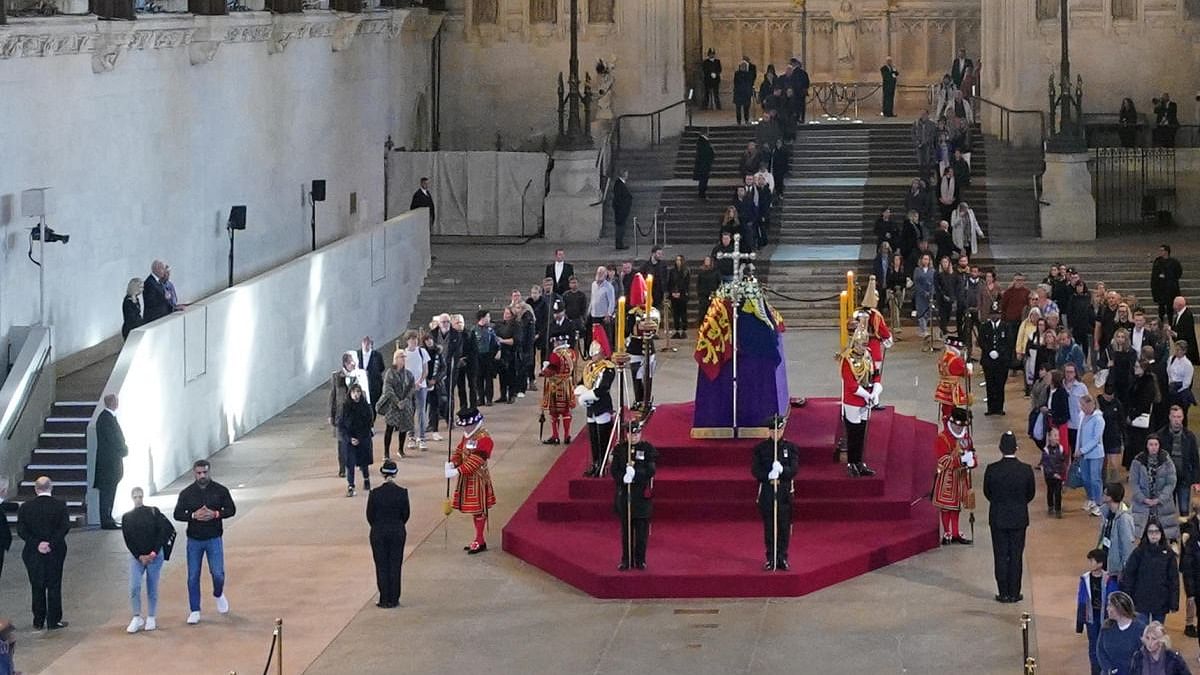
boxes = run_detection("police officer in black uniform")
[546,299,582,352]
[612,420,657,570]
[366,460,410,608]
[978,305,1011,416]
[751,414,800,571]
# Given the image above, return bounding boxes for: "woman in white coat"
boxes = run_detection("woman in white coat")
[950,202,985,256]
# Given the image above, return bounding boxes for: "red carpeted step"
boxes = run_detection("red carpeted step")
[502,517,942,599]
[537,494,916,522]
[567,463,886,500]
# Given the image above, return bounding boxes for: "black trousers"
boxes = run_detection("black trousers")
[990,527,1027,599]
[983,362,1007,413]
[882,85,896,116]
[383,427,407,458]
[615,215,629,248]
[587,420,614,470]
[670,298,688,334]
[370,529,406,606]
[23,547,65,627]
[98,485,117,526]
[619,516,650,566]
[844,416,867,465]
[703,82,721,109]
[456,366,474,410]
[736,103,751,125]
[698,174,710,198]
[758,492,792,564]
[474,356,495,405]
[1044,475,1063,512]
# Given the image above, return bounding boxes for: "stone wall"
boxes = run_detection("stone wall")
[437,0,686,150]
[0,10,440,363]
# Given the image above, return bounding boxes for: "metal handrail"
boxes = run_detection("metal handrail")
[612,93,694,169]
[975,97,1047,147]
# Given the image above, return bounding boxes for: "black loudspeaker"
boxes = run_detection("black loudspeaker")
[311,180,326,202]
[228,205,247,230]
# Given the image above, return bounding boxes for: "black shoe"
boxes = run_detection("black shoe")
[100,522,121,530]
[543,437,560,445]
[941,535,952,546]
[338,469,346,478]
[467,543,488,555]
[635,562,647,570]
[846,463,860,478]
[618,562,630,570]
[564,435,572,444]
[994,594,1010,603]
[856,463,876,477]
[47,621,68,630]
[951,536,973,545]
[363,479,370,491]
[32,623,43,631]
[1186,625,1197,638]
[1011,593,1024,602]
[762,560,775,571]
[776,560,789,571]
[983,411,995,416]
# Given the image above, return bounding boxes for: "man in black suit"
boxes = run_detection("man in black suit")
[1170,296,1200,364]
[612,170,633,251]
[409,177,435,225]
[1154,94,1180,148]
[366,460,409,608]
[701,49,722,110]
[978,307,1011,415]
[880,57,899,117]
[94,394,128,530]
[142,260,172,324]
[544,248,574,297]
[983,432,1036,603]
[950,48,973,88]
[640,245,670,309]
[356,336,385,410]
[17,477,70,630]
[787,58,810,124]
[1151,244,1183,323]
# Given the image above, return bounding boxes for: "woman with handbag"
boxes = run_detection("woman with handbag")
[1016,309,1042,397]
[1042,369,1072,458]
[1104,328,1138,407]
[1099,382,1129,484]
[121,486,177,633]
[1126,359,1162,470]
[376,351,417,460]
[1130,437,1181,543]
[1167,339,1195,426]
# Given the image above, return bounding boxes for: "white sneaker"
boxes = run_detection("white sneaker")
[1082,500,1095,511]
[145,617,157,631]
[431,432,444,441]
[1089,505,1103,517]
[418,440,428,450]
[127,616,144,634]
[517,392,526,399]
[405,437,416,449]
[216,594,230,614]
[187,611,201,625]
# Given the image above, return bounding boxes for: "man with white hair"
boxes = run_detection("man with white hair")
[142,260,172,323]
[17,476,70,630]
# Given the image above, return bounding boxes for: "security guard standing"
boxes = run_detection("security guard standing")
[612,420,657,570]
[751,414,799,571]
[366,460,409,608]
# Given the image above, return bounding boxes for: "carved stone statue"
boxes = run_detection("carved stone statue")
[831,0,858,66]
[594,58,616,120]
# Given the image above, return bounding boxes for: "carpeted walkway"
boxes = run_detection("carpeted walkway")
[503,399,941,599]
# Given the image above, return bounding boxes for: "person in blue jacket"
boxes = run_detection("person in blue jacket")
[1096,591,1147,675]
[1078,548,1120,675]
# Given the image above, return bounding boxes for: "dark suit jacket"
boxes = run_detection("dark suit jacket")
[1173,308,1200,364]
[613,179,633,223]
[142,274,171,324]
[366,481,410,534]
[17,494,70,555]
[979,319,1011,366]
[880,65,899,89]
[410,188,435,223]
[951,57,974,86]
[356,349,386,404]
[0,502,13,553]
[983,456,1036,530]
[94,408,128,490]
[545,262,575,297]
[121,296,142,340]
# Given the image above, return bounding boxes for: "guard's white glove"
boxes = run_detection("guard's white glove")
[444,462,459,479]
[623,466,635,484]
[961,451,976,469]
[574,384,598,405]
[966,362,975,375]
[542,361,550,370]
[883,337,894,349]
[771,460,783,475]
[855,386,872,400]
[989,350,999,360]
[768,467,781,481]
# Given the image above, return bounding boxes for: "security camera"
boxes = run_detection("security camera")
[30,225,70,244]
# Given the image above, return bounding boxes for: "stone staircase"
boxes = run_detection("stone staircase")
[6,401,94,529]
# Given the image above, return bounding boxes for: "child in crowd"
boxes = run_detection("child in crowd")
[1077,548,1119,675]
[1038,426,1067,518]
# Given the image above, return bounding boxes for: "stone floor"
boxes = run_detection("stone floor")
[3,318,1142,675]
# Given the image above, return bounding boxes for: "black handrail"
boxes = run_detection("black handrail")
[975,97,1047,147]
[612,93,694,170]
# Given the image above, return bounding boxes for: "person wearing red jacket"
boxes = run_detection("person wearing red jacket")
[841,323,879,478]
[932,407,976,545]
[934,334,973,423]
[540,336,578,445]
[444,408,497,554]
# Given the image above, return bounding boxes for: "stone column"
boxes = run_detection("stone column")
[543,150,603,241]
[1039,153,1096,240]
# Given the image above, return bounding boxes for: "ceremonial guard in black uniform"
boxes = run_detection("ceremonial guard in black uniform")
[366,460,409,608]
[576,342,617,477]
[612,421,657,570]
[546,299,582,350]
[751,414,800,571]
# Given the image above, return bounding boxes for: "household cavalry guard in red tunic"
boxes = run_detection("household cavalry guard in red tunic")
[934,334,973,423]
[575,328,617,478]
[839,321,879,478]
[540,334,579,445]
[855,276,893,405]
[932,406,976,545]
[444,407,497,554]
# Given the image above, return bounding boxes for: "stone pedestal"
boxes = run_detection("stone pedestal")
[543,148,603,242]
[1039,152,1097,241]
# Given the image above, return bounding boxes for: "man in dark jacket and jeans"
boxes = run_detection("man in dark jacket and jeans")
[173,459,236,625]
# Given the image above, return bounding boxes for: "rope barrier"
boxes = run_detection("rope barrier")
[762,286,845,304]
[259,631,278,675]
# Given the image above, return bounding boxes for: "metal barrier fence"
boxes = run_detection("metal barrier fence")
[1091,147,1176,234]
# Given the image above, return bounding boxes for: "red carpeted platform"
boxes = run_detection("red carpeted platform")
[502,398,941,599]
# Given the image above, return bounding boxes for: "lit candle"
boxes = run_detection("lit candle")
[617,296,627,355]
[645,275,654,314]
[839,291,848,349]
[846,271,855,309]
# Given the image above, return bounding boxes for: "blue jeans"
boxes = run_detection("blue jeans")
[1082,457,1103,505]
[1178,484,1193,524]
[186,537,225,612]
[130,549,164,616]
[414,388,427,441]
[1138,611,1166,625]
[1085,620,1101,675]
